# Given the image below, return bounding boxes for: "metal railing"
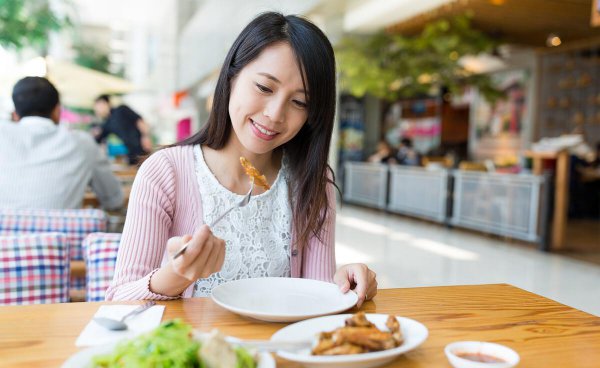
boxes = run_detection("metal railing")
[342,162,547,245]
[450,170,545,243]
[342,162,388,209]
[388,166,449,222]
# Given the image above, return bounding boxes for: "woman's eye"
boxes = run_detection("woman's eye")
[255,83,272,93]
[293,100,307,109]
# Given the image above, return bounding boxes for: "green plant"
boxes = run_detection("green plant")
[336,15,503,102]
[0,0,68,51]
[73,42,114,75]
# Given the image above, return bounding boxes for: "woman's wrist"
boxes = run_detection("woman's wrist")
[149,263,194,297]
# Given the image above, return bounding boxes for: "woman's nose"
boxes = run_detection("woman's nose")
[263,98,285,123]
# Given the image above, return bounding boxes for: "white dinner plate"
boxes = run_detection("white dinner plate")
[62,335,275,368]
[211,277,358,322]
[271,313,428,368]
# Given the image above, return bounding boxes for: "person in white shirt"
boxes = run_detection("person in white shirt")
[0,76,123,210]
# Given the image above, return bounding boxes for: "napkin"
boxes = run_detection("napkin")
[75,304,165,347]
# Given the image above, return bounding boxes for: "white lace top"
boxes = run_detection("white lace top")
[192,145,292,297]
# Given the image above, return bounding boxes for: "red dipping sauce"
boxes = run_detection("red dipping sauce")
[456,352,506,363]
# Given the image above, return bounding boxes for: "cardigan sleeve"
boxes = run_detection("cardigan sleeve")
[105,150,180,300]
[301,180,337,282]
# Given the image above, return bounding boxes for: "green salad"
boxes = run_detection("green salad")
[93,319,257,368]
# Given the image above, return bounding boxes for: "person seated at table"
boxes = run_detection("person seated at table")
[106,12,378,306]
[0,77,123,210]
[367,140,397,164]
[396,137,420,166]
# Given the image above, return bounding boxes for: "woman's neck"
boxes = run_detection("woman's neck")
[201,135,282,195]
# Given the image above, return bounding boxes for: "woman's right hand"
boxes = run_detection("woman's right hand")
[167,225,226,281]
[149,225,225,297]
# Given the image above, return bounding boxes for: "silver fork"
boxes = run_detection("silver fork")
[172,180,254,260]
[225,338,313,352]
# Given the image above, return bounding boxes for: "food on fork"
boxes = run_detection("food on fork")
[240,157,270,190]
[312,312,403,355]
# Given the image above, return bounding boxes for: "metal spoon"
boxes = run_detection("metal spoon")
[93,301,156,331]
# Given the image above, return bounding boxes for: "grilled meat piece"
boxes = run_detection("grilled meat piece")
[386,315,404,346]
[334,327,397,351]
[345,312,375,328]
[239,157,270,190]
[317,343,366,355]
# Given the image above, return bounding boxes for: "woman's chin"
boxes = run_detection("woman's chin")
[239,140,278,156]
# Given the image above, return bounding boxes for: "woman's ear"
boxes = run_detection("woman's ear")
[50,104,61,124]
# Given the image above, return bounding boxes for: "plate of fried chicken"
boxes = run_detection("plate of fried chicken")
[271,312,428,368]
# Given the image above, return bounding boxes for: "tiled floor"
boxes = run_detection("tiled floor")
[335,205,600,316]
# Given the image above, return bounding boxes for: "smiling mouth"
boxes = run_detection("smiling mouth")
[250,119,278,136]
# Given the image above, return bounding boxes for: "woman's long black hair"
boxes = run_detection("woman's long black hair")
[176,12,337,248]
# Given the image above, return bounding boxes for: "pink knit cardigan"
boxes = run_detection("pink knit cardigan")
[105,145,336,300]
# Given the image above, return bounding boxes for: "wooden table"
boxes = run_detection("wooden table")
[525,150,570,251]
[1,284,599,367]
[83,185,131,209]
[83,164,136,208]
[112,166,138,186]
[110,164,138,177]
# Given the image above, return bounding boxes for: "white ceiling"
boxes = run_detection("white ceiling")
[177,0,321,89]
[68,0,173,28]
[63,0,456,91]
[344,0,453,32]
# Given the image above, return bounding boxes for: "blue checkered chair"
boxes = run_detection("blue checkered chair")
[0,208,108,295]
[0,208,108,261]
[0,233,70,305]
[84,232,122,302]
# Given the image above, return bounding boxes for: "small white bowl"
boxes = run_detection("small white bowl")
[445,341,520,368]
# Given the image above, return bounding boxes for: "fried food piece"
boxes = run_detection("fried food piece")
[311,333,337,355]
[317,343,366,355]
[334,327,397,351]
[345,312,375,328]
[312,313,403,356]
[239,157,270,190]
[386,315,404,346]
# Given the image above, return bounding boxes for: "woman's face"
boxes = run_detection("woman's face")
[228,42,308,155]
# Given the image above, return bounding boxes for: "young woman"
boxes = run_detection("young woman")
[106,12,377,306]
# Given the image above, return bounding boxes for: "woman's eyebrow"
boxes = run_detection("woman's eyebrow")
[257,72,306,94]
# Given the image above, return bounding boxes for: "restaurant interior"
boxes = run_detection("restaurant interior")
[1,0,599,367]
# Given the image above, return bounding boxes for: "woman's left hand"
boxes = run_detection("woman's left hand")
[333,263,378,308]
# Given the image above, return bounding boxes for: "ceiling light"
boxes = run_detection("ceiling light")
[489,0,506,5]
[546,33,562,47]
